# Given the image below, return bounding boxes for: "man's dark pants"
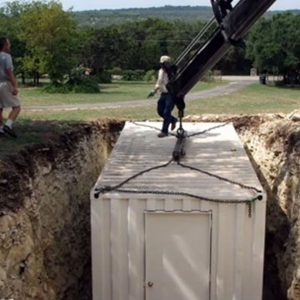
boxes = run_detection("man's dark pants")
[157,93,177,134]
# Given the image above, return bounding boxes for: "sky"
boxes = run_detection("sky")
[58,0,300,11]
[0,0,299,11]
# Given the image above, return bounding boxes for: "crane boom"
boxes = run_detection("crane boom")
[168,0,276,112]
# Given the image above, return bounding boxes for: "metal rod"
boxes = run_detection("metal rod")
[175,17,216,66]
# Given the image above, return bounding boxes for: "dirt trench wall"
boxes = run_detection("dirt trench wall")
[237,116,300,300]
[0,121,123,300]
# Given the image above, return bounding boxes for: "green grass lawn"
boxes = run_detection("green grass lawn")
[21,80,224,106]
[19,83,300,120]
[1,82,300,160]
[186,83,300,114]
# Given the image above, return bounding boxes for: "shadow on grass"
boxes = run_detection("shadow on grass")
[267,83,300,91]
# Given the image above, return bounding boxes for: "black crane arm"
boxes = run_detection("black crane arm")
[167,0,276,112]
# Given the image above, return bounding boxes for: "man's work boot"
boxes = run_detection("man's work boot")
[158,132,168,138]
[171,121,177,131]
[3,125,17,138]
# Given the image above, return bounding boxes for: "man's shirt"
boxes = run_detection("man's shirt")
[155,68,169,94]
[0,52,13,82]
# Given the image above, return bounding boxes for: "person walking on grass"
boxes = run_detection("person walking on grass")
[148,55,177,138]
[0,37,20,138]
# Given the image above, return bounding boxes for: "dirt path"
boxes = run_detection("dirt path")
[23,80,254,112]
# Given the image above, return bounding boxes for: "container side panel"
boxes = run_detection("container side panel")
[183,198,193,211]
[191,198,202,211]
[128,199,147,300]
[241,204,255,299]
[111,198,129,300]
[155,199,165,210]
[146,199,157,211]
[233,204,246,300]
[164,198,174,211]
[92,198,111,300]
[216,205,235,300]
[249,200,266,300]
[209,204,219,300]
[199,201,214,300]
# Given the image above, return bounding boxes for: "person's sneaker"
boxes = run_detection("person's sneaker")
[158,132,168,138]
[3,125,17,138]
[171,121,177,131]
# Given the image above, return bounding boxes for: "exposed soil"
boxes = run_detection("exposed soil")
[0,115,300,299]
[0,120,124,299]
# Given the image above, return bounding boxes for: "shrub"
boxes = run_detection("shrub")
[202,70,215,82]
[144,70,156,82]
[123,69,145,81]
[71,77,100,93]
[43,67,100,93]
[110,67,123,75]
[98,70,112,83]
[43,83,71,93]
[68,67,100,93]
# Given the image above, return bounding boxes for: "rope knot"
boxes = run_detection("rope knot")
[94,185,113,198]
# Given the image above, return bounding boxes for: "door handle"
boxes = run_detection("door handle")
[148,281,154,287]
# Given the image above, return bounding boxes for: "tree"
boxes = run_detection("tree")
[215,46,252,75]
[247,13,300,83]
[83,18,207,76]
[18,1,79,84]
[0,2,28,82]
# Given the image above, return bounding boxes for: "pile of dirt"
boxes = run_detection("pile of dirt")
[1,115,300,299]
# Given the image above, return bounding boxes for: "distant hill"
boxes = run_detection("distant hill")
[73,6,214,27]
[268,9,300,17]
[73,6,300,28]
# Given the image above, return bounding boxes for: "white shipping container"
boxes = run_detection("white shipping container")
[91,122,266,300]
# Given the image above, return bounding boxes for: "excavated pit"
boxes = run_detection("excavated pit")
[0,115,299,299]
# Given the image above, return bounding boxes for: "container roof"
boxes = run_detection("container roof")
[94,122,264,202]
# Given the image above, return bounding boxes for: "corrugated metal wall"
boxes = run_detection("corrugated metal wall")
[91,195,266,300]
[91,122,266,300]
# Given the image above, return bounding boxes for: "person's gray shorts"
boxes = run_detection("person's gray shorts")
[0,81,21,108]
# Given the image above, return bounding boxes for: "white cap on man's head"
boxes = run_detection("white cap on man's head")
[160,55,171,63]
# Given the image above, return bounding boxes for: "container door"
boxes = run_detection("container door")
[145,212,211,300]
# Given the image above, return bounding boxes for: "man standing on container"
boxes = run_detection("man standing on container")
[0,37,21,138]
[148,55,177,138]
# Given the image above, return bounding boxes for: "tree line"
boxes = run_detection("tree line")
[247,12,300,84]
[73,6,213,28]
[72,6,300,28]
[0,1,299,92]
